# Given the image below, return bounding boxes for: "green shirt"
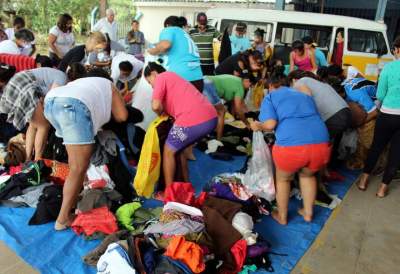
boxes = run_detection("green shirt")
[206,75,244,101]
[377,60,400,114]
[189,25,220,66]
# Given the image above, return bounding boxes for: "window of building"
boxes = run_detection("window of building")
[348,29,388,54]
[220,19,273,43]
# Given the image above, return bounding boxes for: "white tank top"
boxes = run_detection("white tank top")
[45,77,113,134]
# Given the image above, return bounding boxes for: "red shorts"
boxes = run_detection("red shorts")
[272,143,331,173]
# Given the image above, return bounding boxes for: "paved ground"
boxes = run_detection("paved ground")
[1,175,399,274]
[292,175,400,274]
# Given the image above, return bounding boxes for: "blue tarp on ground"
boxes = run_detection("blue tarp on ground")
[0,150,359,274]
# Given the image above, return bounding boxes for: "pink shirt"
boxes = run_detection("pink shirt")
[152,72,217,127]
[293,49,313,71]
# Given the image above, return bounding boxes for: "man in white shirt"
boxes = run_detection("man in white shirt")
[92,9,118,41]
[0,29,35,55]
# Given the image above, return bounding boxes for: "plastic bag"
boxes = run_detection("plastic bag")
[133,116,169,198]
[243,132,275,201]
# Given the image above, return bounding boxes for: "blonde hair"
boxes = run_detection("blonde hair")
[88,31,107,44]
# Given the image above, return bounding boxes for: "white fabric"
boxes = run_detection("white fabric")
[111,52,144,83]
[4,28,15,40]
[131,77,156,131]
[232,212,258,245]
[347,66,362,80]
[45,77,113,135]
[163,202,203,217]
[97,243,136,274]
[0,40,21,55]
[85,164,115,189]
[49,25,75,57]
[92,18,118,41]
[205,139,224,154]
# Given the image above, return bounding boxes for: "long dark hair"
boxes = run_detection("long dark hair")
[267,65,288,89]
[144,61,166,77]
[287,69,320,83]
[57,13,73,33]
[0,63,16,84]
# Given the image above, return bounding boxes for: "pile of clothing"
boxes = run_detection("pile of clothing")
[83,183,276,274]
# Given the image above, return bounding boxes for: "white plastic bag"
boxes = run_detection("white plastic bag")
[243,132,275,201]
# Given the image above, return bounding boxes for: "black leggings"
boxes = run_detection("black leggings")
[364,112,400,184]
[190,79,204,93]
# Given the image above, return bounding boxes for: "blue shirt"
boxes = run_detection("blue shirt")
[159,27,203,82]
[259,87,329,146]
[229,35,251,55]
[315,48,328,68]
[344,78,377,113]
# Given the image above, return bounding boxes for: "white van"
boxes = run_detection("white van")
[207,8,394,80]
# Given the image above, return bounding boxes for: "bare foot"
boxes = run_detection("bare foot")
[271,210,287,225]
[376,184,389,198]
[357,174,369,191]
[298,208,313,223]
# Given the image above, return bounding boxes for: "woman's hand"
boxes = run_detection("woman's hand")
[250,120,262,131]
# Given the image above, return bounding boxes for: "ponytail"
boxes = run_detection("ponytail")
[0,63,16,84]
[144,61,166,77]
[267,65,288,88]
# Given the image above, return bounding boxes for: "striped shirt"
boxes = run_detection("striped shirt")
[189,25,220,66]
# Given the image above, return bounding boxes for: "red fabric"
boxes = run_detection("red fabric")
[0,54,36,72]
[42,159,69,184]
[219,239,247,274]
[8,165,23,175]
[194,192,208,207]
[71,206,118,236]
[272,143,331,173]
[324,170,345,182]
[333,42,344,66]
[164,236,205,273]
[164,182,195,205]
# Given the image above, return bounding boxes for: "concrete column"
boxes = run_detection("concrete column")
[275,0,285,10]
[375,0,388,22]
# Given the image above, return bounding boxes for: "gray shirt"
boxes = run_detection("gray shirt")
[30,67,67,95]
[88,40,125,64]
[295,77,348,121]
[125,31,145,55]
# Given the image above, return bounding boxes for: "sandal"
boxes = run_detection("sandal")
[54,214,75,231]
[376,184,388,198]
[357,176,369,191]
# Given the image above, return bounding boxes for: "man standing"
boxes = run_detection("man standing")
[92,8,118,41]
[230,22,251,55]
[126,20,145,56]
[189,12,220,76]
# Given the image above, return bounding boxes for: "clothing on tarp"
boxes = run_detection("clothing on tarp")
[77,188,123,213]
[227,239,247,273]
[72,206,118,237]
[7,183,52,208]
[130,207,163,235]
[42,159,69,184]
[232,212,257,245]
[108,151,135,202]
[201,196,242,264]
[144,218,204,236]
[28,184,63,225]
[42,128,68,163]
[164,236,205,273]
[0,161,51,200]
[115,202,142,232]
[154,255,193,274]
[134,116,169,198]
[163,202,203,217]
[97,242,136,274]
[3,142,26,166]
[83,230,130,266]
[164,182,196,206]
[85,164,115,190]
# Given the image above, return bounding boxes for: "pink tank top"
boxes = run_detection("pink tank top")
[293,50,313,71]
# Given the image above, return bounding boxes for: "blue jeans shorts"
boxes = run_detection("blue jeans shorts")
[44,97,95,145]
[203,79,222,106]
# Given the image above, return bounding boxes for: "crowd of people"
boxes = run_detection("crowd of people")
[0,9,399,270]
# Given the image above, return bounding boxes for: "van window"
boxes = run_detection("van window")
[348,29,388,54]
[273,23,332,64]
[275,23,332,49]
[220,19,273,43]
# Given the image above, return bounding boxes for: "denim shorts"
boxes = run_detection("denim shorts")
[203,79,222,106]
[44,97,95,145]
